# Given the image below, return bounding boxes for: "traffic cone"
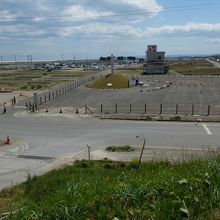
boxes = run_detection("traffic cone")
[45,108,48,113]
[59,108,63,113]
[4,135,11,144]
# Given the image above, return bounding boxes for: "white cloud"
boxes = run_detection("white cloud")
[0,24,47,36]
[204,38,220,44]
[144,22,220,36]
[35,0,51,11]
[0,10,16,20]
[62,5,113,21]
[58,23,144,38]
[56,22,220,40]
[107,0,162,16]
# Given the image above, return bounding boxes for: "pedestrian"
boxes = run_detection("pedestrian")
[2,102,6,114]
[11,98,14,105]
[13,96,16,104]
[28,101,32,110]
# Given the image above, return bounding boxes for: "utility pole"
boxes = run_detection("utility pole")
[30,55,32,65]
[27,55,33,68]
[199,89,202,115]
[14,54,17,69]
[111,54,114,74]
[27,55,29,68]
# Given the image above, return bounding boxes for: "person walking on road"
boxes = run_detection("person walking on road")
[13,96,16,104]
[2,102,6,114]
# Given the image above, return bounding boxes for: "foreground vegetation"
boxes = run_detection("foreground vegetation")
[1,158,220,219]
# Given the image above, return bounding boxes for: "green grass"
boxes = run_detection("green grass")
[1,158,220,219]
[87,74,129,89]
[169,59,220,75]
[0,69,92,90]
[115,65,143,79]
[170,115,182,121]
[105,145,134,152]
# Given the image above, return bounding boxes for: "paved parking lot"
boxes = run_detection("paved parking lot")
[39,75,220,116]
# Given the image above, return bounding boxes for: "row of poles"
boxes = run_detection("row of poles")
[30,77,93,111]
[97,103,212,116]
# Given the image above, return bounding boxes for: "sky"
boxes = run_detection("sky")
[0,0,220,61]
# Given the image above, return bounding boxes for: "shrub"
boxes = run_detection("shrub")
[105,145,134,152]
[36,84,43,89]
[170,116,181,121]
[145,116,153,121]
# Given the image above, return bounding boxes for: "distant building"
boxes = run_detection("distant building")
[143,45,169,75]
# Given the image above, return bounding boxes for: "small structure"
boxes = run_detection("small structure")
[143,45,169,75]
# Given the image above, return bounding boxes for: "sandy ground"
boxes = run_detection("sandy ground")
[0,91,33,107]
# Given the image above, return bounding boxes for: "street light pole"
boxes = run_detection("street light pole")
[136,135,146,170]
[199,89,202,115]
[87,144,91,163]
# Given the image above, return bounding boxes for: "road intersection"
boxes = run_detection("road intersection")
[0,104,219,189]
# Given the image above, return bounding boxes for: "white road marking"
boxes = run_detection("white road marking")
[201,124,213,135]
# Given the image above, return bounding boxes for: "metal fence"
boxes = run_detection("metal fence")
[84,103,220,116]
[29,76,94,111]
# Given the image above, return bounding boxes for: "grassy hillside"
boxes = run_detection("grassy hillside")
[1,158,220,219]
[87,74,129,89]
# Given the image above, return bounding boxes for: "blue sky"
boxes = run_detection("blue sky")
[0,0,219,61]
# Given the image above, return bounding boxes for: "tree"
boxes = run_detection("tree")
[127,56,136,61]
[117,56,125,61]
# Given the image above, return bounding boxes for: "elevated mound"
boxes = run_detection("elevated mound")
[87,74,128,89]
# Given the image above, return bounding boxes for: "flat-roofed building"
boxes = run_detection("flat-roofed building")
[143,45,169,75]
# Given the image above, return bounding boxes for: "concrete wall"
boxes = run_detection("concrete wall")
[146,51,165,63]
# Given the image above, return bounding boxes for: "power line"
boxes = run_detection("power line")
[0,2,219,22]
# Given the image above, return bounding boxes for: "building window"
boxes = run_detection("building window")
[158,56,162,60]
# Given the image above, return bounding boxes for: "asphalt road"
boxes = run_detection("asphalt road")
[0,105,220,189]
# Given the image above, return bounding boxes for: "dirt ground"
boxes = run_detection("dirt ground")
[0,91,33,107]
